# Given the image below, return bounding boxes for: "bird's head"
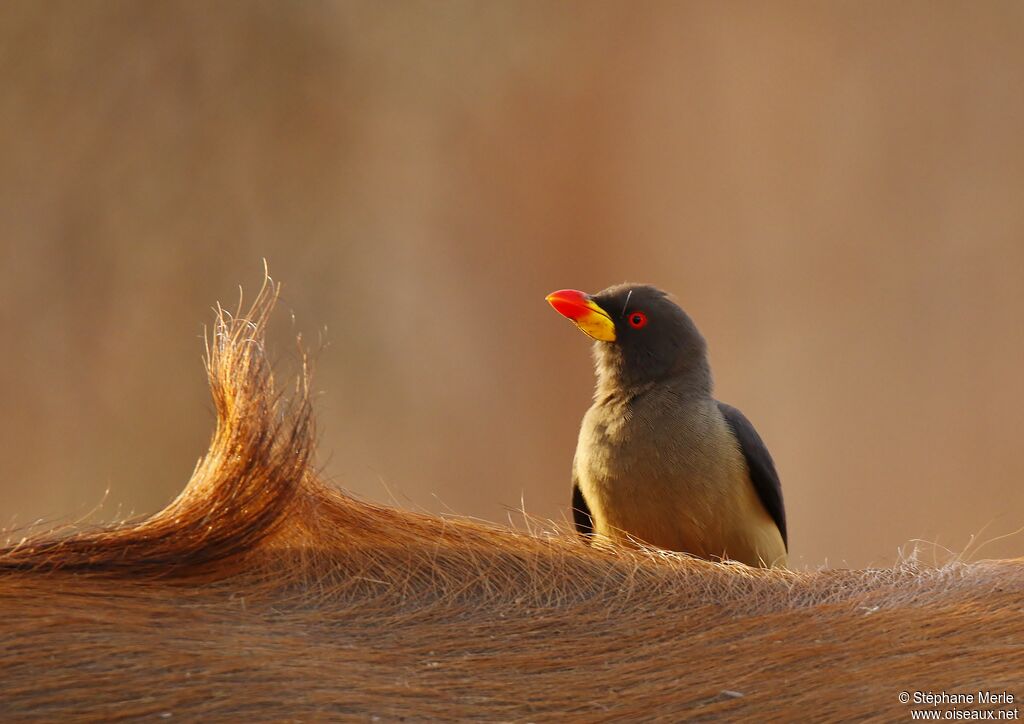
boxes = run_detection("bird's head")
[546,283,711,394]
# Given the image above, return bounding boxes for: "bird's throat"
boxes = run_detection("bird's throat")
[592,343,712,401]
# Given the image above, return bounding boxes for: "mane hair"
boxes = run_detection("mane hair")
[1,275,1021,720]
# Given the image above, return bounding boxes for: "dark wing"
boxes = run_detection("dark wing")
[571,465,594,539]
[717,401,787,549]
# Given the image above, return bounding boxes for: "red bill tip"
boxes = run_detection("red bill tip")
[545,289,592,320]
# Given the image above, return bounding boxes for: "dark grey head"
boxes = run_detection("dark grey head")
[547,283,711,396]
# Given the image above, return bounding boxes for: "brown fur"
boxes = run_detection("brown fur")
[1,278,1021,721]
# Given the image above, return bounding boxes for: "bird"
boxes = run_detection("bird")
[545,284,787,568]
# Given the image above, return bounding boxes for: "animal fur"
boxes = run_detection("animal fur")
[1,277,1021,721]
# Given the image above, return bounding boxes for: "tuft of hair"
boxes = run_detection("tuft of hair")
[1,274,1022,720]
[0,275,312,577]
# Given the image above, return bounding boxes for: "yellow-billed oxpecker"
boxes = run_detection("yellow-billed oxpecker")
[546,284,787,568]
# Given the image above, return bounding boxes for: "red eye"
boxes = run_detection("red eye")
[628,311,648,329]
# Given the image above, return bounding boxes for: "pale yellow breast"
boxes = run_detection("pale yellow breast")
[576,398,787,568]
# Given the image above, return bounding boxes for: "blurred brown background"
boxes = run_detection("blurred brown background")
[2,1,1023,569]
